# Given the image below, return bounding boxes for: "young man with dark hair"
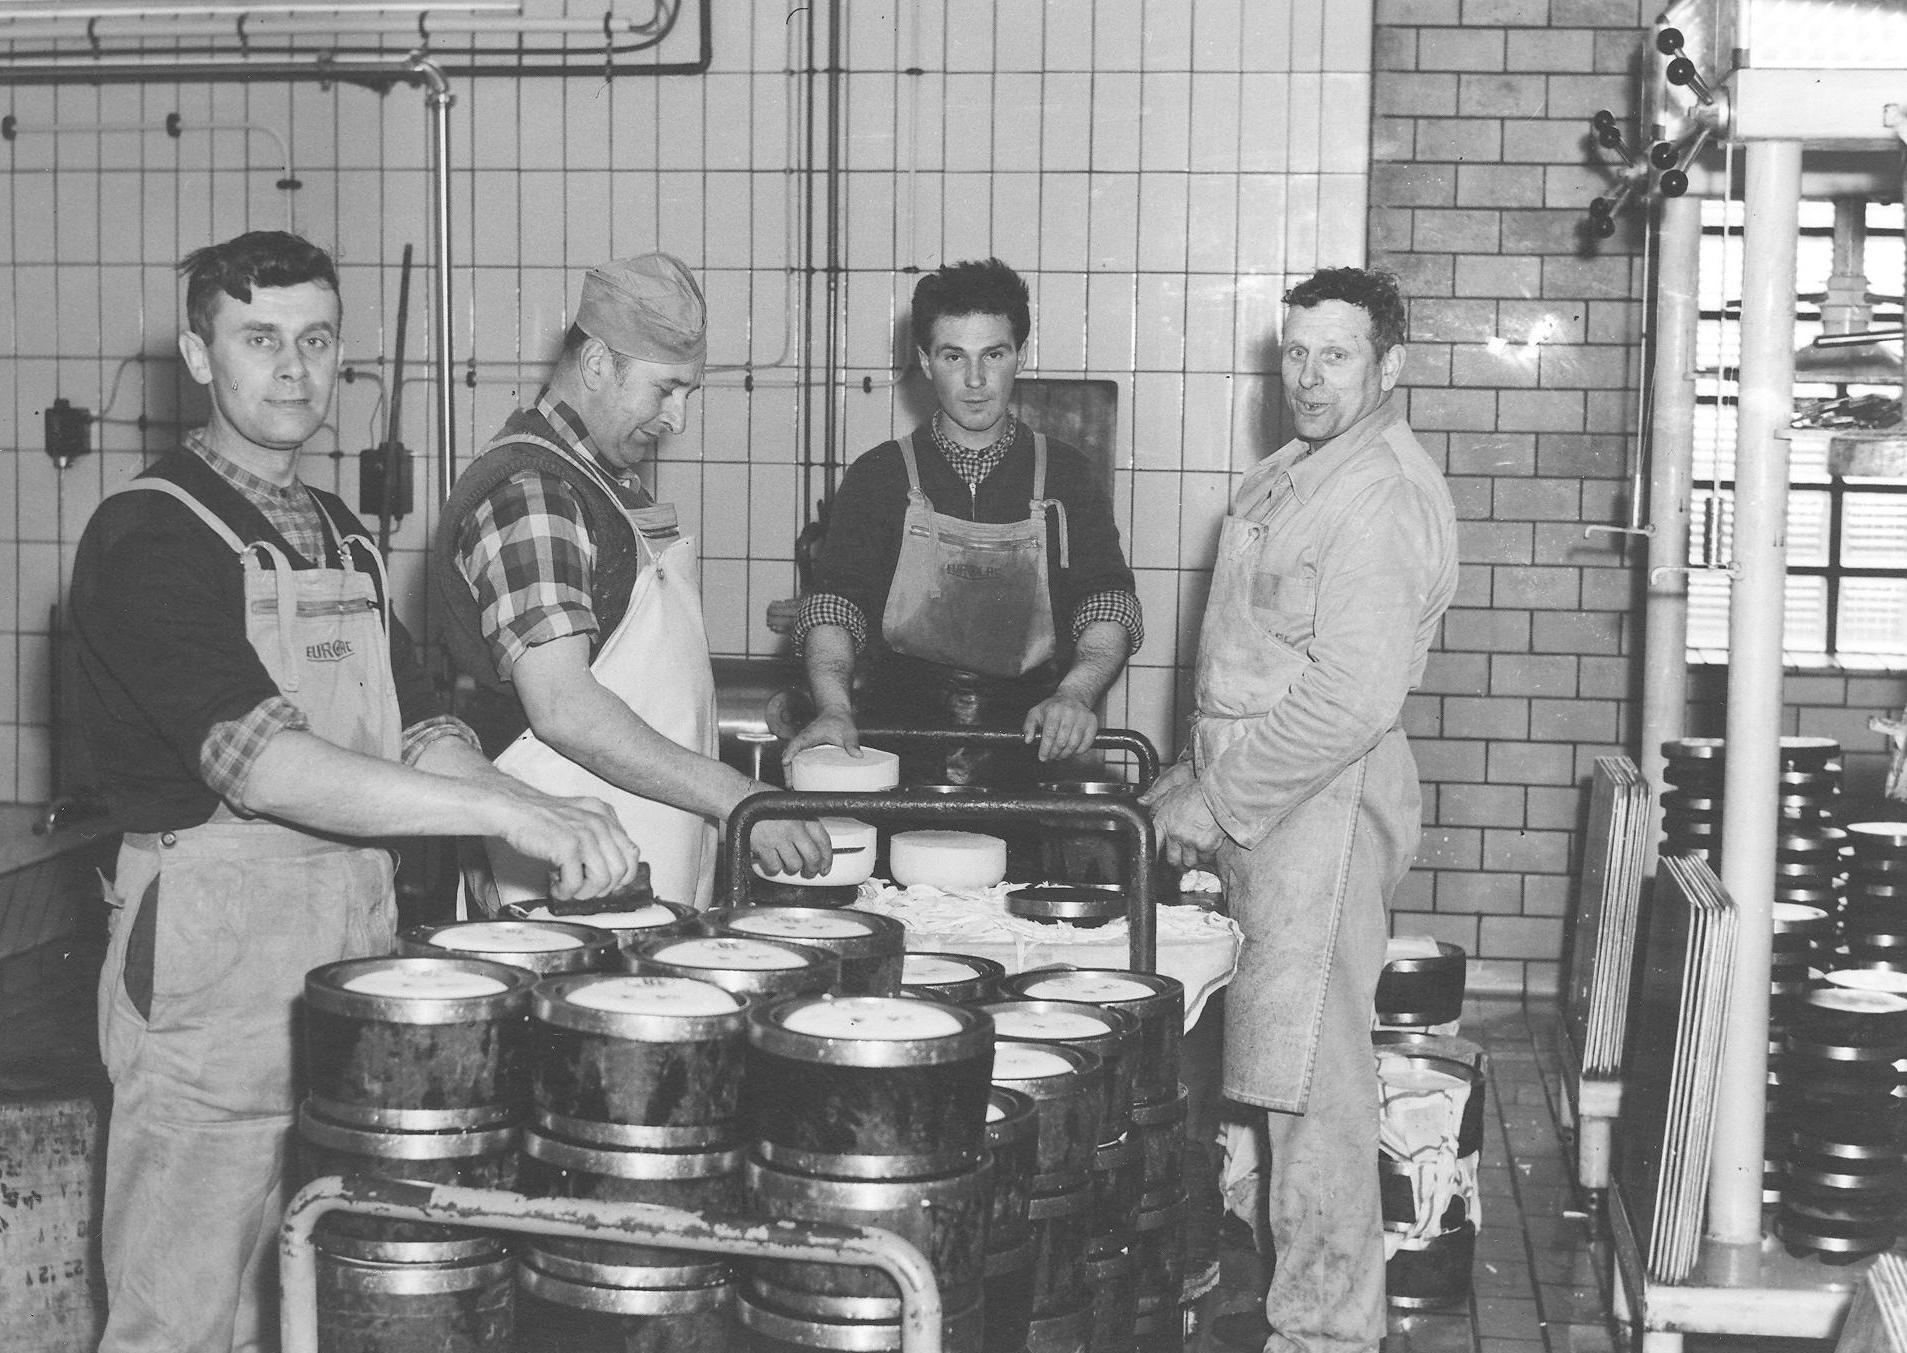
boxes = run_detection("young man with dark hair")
[71,229,642,1353]
[785,256,1141,784]
[1145,266,1459,1353]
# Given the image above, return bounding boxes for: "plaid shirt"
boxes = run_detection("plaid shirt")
[930,411,1019,486]
[192,434,477,807]
[449,390,654,678]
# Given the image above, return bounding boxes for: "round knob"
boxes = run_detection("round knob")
[1588,197,1614,220]
[1656,27,1685,55]
[1650,141,1680,170]
[1592,216,1618,239]
[1659,169,1689,198]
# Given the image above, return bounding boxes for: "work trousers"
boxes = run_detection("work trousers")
[97,825,394,1353]
[1218,735,1419,1353]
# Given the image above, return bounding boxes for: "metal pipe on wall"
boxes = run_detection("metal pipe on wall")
[1707,138,1802,1251]
[0,52,457,502]
[1639,193,1703,854]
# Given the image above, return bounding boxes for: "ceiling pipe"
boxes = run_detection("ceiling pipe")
[1,50,458,503]
[0,0,708,77]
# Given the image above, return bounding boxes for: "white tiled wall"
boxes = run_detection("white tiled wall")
[0,0,1371,804]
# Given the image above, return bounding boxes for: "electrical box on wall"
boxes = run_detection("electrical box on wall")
[44,397,92,468]
[358,443,413,521]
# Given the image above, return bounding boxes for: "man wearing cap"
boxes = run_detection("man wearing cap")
[435,252,830,909]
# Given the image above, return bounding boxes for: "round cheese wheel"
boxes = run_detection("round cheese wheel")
[654,937,808,970]
[429,922,583,953]
[1023,972,1154,1004]
[903,954,985,986]
[993,1044,1075,1081]
[781,996,964,1039]
[889,830,1008,889]
[565,976,742,1016]
[993,1008,1113,1040]
[751,816,879,886]
[343,964,510,999]
[729,911,871,940]
[789,745,901,791]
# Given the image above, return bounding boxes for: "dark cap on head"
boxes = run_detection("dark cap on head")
[575,252,707,364]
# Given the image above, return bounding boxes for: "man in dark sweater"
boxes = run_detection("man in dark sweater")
[784,258,1142,785]
[69,230,641,1353]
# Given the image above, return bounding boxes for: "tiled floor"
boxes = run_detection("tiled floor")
[1194,997,1839,1353]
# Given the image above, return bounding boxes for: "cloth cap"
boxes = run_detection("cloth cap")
[576,252,707,364]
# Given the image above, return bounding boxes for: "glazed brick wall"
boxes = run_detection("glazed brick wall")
[1373,0,1651,997]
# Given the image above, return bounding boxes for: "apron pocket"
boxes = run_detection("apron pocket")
[150,859,247,1003]
[1249,572,1316,647]
[123,876,160,1021]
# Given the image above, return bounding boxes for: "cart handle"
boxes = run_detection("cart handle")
[724,789,1158,972]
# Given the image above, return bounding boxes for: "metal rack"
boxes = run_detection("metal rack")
[724,727,1164,972]
[280,1175,948,1353]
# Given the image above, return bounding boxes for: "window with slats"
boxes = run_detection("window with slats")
[1685,198,1906,667]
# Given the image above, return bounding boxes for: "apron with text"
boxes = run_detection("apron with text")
[880,431,1062,679]
[96,477,401,1353]
[482,434,719,911]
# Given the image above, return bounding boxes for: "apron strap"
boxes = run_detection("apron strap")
[106,478,309,682]
[897,436,933,509]
[1025,432,1069,569]
[491,428,669,568]
[104,477,251,553]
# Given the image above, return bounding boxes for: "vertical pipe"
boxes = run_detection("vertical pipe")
[1639,194,1702,853]
[412,58,458,505]
[1708,139,1801,1248]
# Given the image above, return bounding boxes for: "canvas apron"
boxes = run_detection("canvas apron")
[880,431,1062,680]
[96,477,401,1353]
[1193,503,1376,1113]
[481,434,719,911]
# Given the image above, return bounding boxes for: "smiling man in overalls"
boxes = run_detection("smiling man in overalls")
[435,253,832,911]
[785,257,1141,788]
[1145,268,1459,1353]
[69,230,644,1353]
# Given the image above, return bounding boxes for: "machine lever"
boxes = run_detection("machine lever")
[1591,109,1635,166]
[1656,28,1715,106]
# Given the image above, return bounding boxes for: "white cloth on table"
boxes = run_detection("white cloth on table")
[851,879,1241,1031]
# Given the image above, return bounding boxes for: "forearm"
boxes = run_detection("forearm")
[241,730,534,839]
[527,678,756,821]
[1053,621,1130,707]
[802,625,859,715]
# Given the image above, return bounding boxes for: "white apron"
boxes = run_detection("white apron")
[481,437,720,911]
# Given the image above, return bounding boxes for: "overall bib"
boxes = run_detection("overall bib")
[96,477,402,1353]
[482,435,719,911]
[1196,499,1419,1353]
[871,433,1064,788]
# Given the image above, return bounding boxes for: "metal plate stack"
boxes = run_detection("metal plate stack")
[1767,900,1840,1204]
[1658,738,1845,910]
[1774,978,1907,1263]
[1659,738,1726,866]
[1842,822,1907,968]
[1616,854,1739,1285]
[1564,756,1653,1079]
